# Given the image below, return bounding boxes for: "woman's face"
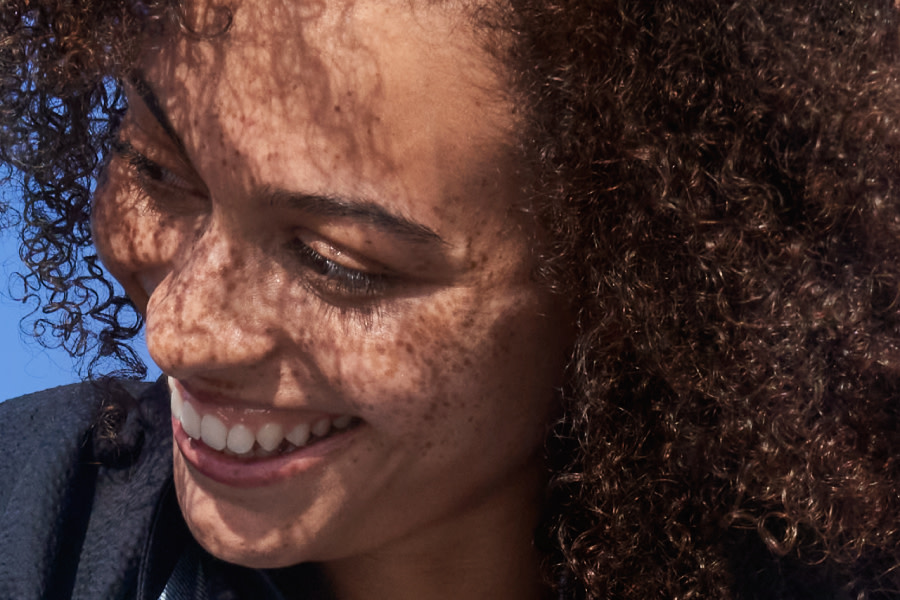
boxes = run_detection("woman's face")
[93,0,569,570]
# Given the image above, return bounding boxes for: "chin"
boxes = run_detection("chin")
[178,486,317,569]
[173,453,318,569]
[191,528,301,569]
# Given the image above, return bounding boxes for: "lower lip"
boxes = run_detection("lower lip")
[173,418,360,487]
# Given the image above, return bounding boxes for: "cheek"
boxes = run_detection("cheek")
[91,167,192,310]
[327,289,564,454]
[169,278,567,566]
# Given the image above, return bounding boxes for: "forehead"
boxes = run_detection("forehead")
[137,0,515,213]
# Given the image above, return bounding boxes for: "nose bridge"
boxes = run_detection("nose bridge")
[181,216,245,292]
[145,217,280,375]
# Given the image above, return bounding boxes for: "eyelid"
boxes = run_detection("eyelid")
[295,229,387,274]
[295,230,390,280]
[291,236,390,305]
[112,139,205,196]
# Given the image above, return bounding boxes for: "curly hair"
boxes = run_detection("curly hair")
[2,0,900,598]
[505,1,900,596]
[0,0,153,377]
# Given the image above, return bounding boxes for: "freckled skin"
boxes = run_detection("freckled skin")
[92,1,570,599]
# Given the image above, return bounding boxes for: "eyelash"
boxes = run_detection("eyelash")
[291,239,389,303]
[112,139,199,196]
[112,139,391,313]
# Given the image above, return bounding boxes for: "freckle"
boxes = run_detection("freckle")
[403,342,414,354]
[334,105,341,112]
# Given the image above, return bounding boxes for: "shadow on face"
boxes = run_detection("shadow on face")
[92,0,572,578]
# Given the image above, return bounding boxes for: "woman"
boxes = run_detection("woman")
[1,0,899,598]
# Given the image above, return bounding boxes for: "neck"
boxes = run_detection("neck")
[320,468,549,600]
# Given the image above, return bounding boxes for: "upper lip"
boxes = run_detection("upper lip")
[178,379,248,408]
[173,377,353,419]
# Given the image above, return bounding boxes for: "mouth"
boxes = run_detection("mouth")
[169,377,361,486]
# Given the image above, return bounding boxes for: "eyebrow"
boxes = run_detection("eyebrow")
[126,74,444,247]
[128,72,188,153]
[264,188,447,246]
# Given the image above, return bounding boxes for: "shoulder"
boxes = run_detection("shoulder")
[0,380,162,485]
[0,379,174,600]
[0,378,161,431]
[0,378,172,514]
[0,382,110,497]
[0,380,106,424]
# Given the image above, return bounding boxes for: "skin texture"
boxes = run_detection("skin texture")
[91,0,569,598]
[6,0,900,597]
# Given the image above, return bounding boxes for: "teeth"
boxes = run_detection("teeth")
[286,423,311,446]
[256,423,284,452]
[170,384,354,456]
[180,397,202,440]
[312,418,331,437]
[226,424,255,455]
[169,377,183,420]
[200,414,228,451]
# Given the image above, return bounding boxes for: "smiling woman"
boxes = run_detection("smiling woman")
[94,4,568,582]
[2,0,900,599]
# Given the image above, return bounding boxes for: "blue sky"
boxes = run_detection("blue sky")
[0,185,160,400]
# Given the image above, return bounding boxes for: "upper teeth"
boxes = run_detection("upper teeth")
[168,377,354,457]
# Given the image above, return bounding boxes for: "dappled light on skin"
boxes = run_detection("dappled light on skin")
[91,0,570,598]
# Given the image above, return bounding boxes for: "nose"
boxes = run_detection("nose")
[145,219,280,380]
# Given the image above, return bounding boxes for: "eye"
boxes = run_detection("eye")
[111,139,207,200]
[290,235,389,304]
